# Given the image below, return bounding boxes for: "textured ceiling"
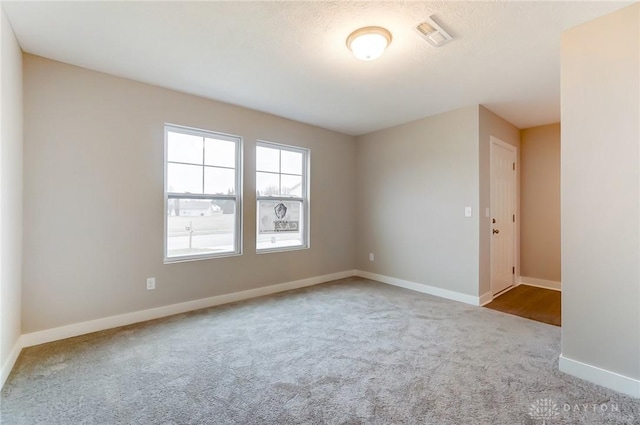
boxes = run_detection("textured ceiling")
[3,1,633,136]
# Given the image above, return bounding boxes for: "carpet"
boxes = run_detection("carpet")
[1,277,638,424]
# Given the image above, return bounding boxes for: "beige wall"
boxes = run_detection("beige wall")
[22,55,356,333]
[478,106,520,296]
[561,3,640,383]
[355,106,480,296]
[0,8,23,382]
[355,105,519,299]
[520,124,561,283]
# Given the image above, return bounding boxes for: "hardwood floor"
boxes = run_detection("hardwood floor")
[484,284,561,326]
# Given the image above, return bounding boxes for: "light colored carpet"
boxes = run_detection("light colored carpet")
[1,277,638,424]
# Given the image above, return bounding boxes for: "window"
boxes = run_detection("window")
[164,125,242,262]
[256,141,309,252]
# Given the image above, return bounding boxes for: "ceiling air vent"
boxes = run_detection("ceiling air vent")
[416,16,453,47]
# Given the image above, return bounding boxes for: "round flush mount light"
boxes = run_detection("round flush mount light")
[346,26,392,61]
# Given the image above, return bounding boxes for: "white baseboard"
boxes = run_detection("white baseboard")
[20,270,357,349]
[559,354,640,398]
[1,336,24,389]
[520,276,561,291]
[478,292,493,306]
[356,270,482,306]
[6,269,637,401]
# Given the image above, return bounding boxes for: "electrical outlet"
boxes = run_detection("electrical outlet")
[146,277,156,290]
[369,253,374,262]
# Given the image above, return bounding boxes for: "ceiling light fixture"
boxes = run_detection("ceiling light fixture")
[346,26,392,61]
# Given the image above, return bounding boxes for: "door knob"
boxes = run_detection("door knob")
[492,229,500,234]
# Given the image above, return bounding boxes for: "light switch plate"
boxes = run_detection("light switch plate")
[464,207,472,218]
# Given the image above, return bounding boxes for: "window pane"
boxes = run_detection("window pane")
[281,150,302,175]
[204,138,235,168]
[256,146,280,172]
[167,163,202,194]
[204,167,236,195]
[257,200,303,249]
[167,198,235,258]
[281,174,302,197]
[256,172,280,196]
[167,131,203,164]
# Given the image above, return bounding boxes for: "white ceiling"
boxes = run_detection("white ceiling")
[3,1,633,136]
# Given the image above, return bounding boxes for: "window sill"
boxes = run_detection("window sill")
[256,244,309,255]
[164,251,242,264]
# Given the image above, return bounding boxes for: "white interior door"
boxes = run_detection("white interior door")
[490,137,517,296]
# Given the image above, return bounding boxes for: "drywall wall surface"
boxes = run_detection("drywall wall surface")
[22,55,356,333]
[355,106,480,296]
[561,4,640,380]
[0,8,23,379]
[478,106,520,296]
[520,124,561,283]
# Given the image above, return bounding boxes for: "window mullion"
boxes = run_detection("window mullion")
[257,196,303,202]
[168,193,237,200]
[201,137,205,194]
[278,149,283,195]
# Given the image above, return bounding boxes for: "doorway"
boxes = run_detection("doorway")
[485,285,561,326]
[490,136,517,296]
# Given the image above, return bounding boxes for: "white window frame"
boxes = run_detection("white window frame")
[256,141,310,253]
[164,124,243,263]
